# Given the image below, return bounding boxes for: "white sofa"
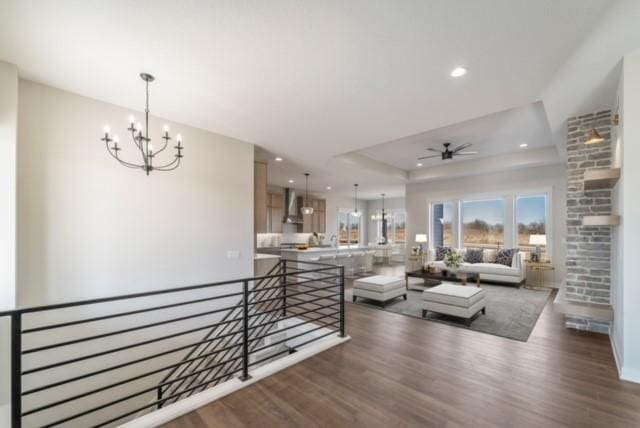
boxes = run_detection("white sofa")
[427,248,526,286]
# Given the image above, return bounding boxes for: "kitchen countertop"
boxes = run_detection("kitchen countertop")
[254,253,281,260]
[280,246,371,254]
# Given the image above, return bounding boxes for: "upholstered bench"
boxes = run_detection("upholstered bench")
[353,275,407,306]
[422,284,486,325]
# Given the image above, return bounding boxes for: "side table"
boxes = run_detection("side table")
[525,261,554,291]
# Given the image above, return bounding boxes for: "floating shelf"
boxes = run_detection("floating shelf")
[582,215,620,226]
[554,290,613,321]
[584,168,621,190]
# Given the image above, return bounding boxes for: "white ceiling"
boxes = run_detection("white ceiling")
[359,101,552,171]
[0,0,618,198]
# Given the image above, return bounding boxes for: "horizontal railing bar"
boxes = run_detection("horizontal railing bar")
[282,259,341,268]
[286,272,341,284]
[22,300,244,354]
[251,283,339,306]
[248,305,339,332]
[21,322,243,395]
[290,309,341,325]
[247,329,340,368]
[249,292,340,318]
[250,321,339,356]
[22,317,245,375]
[44,365,245,428]
[248,310,340,344]
[158,262,283,387]
[0,260,338,317]
[91,366,245,428]
[23,349,245,417]
[254,275,339,293]
[22,291,246,334]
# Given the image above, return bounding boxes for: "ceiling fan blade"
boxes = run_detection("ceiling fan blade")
[455,151,478,155]
[427,148,443,153]
[417,154,441,160]
[452,143,472,153]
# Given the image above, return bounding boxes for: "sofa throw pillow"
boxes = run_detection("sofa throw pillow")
[496,248,518,267]
[464,248,484,264]
[483,248,497,263]
[435,246,452,261]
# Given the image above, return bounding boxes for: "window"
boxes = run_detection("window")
[462,199,505,248]
[338,211,361,246]
[516,195,547,252]
[373,210,406,244]
[432,202,453,247]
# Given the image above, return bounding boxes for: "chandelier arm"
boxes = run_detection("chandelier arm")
[129,128,144,151]
[154,137,170,156]
[154,156,181,171]
[106,142,145,169]
[130,129,149,169]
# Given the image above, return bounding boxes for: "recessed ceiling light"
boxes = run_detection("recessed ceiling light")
[288,179,294,184]
[326,186,332,190]
[519,143,528,148]
[416,163,423,167]
[450,67,468,77]
[275,157,283,162]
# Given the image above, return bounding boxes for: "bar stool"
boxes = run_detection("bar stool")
[335,252,353,277]
[351,251,365,275]
[364,250,376,272]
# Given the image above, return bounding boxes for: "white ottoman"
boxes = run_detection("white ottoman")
[422,284,486,325]
[353,275,407,306]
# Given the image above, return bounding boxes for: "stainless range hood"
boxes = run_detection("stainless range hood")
[283,188,302,224]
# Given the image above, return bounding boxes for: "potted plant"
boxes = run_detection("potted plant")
[444,252,464,275]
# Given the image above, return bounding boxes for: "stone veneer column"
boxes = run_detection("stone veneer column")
[565,110,613,334]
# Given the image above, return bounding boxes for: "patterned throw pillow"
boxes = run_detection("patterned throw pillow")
[496,248,518,267]
[435,246,452,261]
[483,248,497,263]
[464,248,484,264]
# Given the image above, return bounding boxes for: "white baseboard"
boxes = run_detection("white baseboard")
[609,329,640,384]
[119,333,350,428]
[609,328,623,377]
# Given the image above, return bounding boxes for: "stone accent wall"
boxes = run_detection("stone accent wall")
[565,110,612,334]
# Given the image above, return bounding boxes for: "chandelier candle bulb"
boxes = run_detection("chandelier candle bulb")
[103,125,110,135]
[163,124,169,133]
[176,133,182,142]
[129,115,135,125]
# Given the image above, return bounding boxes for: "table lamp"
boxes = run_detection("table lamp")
[529,234,546,262]
[415,234,428,255]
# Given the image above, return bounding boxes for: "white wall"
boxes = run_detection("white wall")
[17,79,255,306]
[405,164,567,286]
[614,51,640,382]
[0,60,18,421]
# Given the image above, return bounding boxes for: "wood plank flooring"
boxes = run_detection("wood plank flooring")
[163,264,640,427]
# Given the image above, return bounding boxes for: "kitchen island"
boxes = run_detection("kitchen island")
[281,246,375,277]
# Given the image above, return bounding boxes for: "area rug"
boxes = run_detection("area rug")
[345,283,551,342]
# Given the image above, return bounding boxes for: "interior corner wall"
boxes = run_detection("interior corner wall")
[0,60,18,420]
[618,51,640,382]
[16,79,255,307]
[405,164,567,285]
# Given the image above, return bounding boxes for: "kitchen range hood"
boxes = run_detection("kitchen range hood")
[283,188,303,224]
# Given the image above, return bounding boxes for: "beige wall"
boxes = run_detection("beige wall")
[405,164,567,286]
[17,80,255,306]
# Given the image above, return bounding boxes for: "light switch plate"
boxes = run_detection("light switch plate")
[227,250,240,259]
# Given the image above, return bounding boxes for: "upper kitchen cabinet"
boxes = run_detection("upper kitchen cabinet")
[301,197,326,233]
[254,161,268,234]
[267,192,284,233]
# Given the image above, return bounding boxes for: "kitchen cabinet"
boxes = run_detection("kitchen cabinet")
[300,197,326,233]
[254,161,268,234]
[267,192,283,233]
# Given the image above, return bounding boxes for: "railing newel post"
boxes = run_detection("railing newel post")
[239,280,252,381]
[11,313,22,428]
[281,260,287,317]
[339,265,345,338]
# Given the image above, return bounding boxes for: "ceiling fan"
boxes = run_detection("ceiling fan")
[418,142,478,161]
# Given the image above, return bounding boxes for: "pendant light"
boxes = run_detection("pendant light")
[351,184,362,218]
[301,173,314,215]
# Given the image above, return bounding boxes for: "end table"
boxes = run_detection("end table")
[525,261,554,291]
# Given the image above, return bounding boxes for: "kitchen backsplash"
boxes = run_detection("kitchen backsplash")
[257,233,325,248]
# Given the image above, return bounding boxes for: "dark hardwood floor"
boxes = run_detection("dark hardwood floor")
[163,264,640,427]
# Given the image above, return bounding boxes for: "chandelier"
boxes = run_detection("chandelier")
[101,73,183,175]
[371,193,394,221]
